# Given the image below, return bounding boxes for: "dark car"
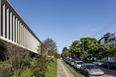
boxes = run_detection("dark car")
[110,62,116,69]
[102,62,116,69]
[82,59,87,62]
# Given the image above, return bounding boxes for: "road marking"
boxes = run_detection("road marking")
[60,60,69,77]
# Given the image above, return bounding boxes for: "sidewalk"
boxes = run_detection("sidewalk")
[57,59,74,77]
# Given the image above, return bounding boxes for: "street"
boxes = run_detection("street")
[100,67,116,77]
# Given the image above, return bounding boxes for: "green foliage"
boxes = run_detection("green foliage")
[62,47,68,51]
[0,66,11,77]
[32,56,49,77]
[87,43,111,60]
[68,37,114,60]
[61,47,70,57]
[19,69,36,77]
[0,61,13,77]
[68,38,97,58]
[105,48,116,57]
[80,37,97,44]
[80,37,97,52]
[69,40,82,57]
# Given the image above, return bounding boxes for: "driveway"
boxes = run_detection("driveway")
[100,67,116,77]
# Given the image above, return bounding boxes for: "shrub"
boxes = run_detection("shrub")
[32,56,49,77]
[0,61,13,77]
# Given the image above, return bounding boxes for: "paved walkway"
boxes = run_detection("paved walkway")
[57,59,74,77]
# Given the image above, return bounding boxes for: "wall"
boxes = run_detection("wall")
[0,0,42,54]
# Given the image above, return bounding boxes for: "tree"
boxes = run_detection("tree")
[42,38,58,57]
[43,38,57,52]
[80,37,98,58]
[104,32,111,37]
[37,44,48,56]
[69,40,82,58]
[104,48,116,57]
[62,47,68,52]
[61,47,70,57]
[4,42,30,77]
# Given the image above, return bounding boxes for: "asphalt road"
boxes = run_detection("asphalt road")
[57,59,74,77]
[99,67,116,77]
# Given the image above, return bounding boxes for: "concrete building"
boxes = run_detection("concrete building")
[107,33,116,48]
[99,32,116,48]
[0,0,43,54]
[99,32,116,62]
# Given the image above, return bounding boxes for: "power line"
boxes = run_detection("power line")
[92,18,116,37]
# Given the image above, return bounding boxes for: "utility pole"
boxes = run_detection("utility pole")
[82,40,84,59]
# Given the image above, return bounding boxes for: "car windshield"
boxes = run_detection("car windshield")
[71,60,74,62]
[86,65,98,69]
[77,62,83,64]
[99,61,103,63]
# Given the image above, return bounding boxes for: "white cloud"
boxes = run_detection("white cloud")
[57,49,62,54]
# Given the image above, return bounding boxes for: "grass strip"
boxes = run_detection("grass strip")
[44,59,57,77]
[62,60,84,77]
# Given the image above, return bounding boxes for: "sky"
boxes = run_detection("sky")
[8,0,116,54]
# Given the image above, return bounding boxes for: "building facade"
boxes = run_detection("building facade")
[99,33,116,62]
[0,0,42,54]
[107,33,116,48]
[99,32,116,48]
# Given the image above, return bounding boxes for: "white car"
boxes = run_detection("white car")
[93,60,103,66]
[74,61,84,70]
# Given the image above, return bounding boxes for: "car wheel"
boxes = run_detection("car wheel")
[108,67,110,69]
[80,70,82,73]
[86,72,89,77]
[101,65,104,68]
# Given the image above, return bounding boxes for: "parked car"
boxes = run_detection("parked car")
[80,63,104,77]
[69,59,75,66]
[102,62,116,69]
[74,61,84,70]
[111,63,116,69]
[65,58,70,64]
[82,58,87,62]
[63,57,67,61]
[93,60,104,66]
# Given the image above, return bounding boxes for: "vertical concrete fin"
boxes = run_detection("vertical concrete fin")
[0,0,1,36]
[7,8,9,39]
[10,12,12,40]
[3,4,5,38]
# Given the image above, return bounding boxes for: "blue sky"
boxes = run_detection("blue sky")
[9,0,116,54]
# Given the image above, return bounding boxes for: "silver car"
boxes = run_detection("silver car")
[93,60,104,66]
[74,61,84,70]
[80,63,104,77]
[69,59,75,66]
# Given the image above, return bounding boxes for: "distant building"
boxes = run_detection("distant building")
[99,32,116,62]
[99,32,116,48]
[107,33,116,48]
